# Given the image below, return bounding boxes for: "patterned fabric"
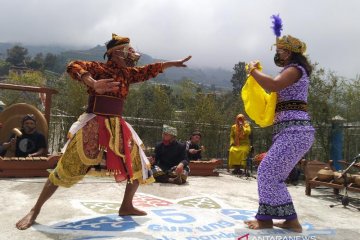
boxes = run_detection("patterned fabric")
[275,100,307,112]
[49,120,154,187]
[255,63,315,221]
[274,64,312,123]
[49,127,103,188]
[276,35,307,54]
[97,116,132,181]
[257,203,297,220]
[55,59,164,185]
[67,60,163,98]
[272,120,312,135]
[255,129,314,220]
[82,118,100,158]
[163,124,177,137]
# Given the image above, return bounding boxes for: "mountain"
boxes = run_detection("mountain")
[0,43,233,88]
[0,42,71,57]
[58,45,233,88]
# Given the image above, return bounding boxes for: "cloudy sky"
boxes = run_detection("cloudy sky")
[1,0,359,78]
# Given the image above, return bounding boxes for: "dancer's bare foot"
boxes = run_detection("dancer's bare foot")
[244,219,273,230]
[15,209,39,230]
[119,206,147,216]
[273,219,303,233]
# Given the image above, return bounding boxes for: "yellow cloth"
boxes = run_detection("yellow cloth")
[241,63,277,127]
[49,128,154,188]
[228,124,251,167]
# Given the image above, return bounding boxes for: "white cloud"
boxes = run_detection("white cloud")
[0,0,359,78]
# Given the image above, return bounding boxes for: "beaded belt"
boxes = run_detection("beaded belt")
[275,100,307,112]
[273,120,312,135]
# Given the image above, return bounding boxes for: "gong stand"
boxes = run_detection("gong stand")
[329,155,360,211]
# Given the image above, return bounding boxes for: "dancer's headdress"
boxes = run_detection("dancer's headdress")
[271,14,307,54]
[104,33,131,59]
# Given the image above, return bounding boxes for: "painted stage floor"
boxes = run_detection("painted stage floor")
[1,171,359,240]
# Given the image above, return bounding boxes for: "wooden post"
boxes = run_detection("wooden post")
[0,83,58,125]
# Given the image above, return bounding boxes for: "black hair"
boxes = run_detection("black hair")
[22,114,36,125]
[191,131,202,138]
[289,52,312,76]
[106,39,119,51]
[103,39,119,60]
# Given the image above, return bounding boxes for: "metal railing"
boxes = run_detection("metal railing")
[47,115,360,164]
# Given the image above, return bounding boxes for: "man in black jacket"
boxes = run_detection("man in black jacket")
[150,124,189,185]
[1,114,47,157]
[186,130,204,161]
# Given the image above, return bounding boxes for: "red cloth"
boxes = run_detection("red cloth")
[97,116,133,182]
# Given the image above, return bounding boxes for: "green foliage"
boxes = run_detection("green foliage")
[52,74,88,118]
[27,53,44,70]
[123,79,248,158]
[3,43,360,161]
[307,64,360,161]
[7,71,46,86]
[6,45,28,66]
[44,53,58,71]
[0,71,47,108]
[124,83,173,120]
[0,60,10,76]
[230,61,247,95]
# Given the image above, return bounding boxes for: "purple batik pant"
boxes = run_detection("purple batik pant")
[255,127,315,221]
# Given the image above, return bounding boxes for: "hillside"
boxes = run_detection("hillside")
[0,43,233,88]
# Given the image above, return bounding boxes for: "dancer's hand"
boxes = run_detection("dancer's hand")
[176,56,192,67]
[81,73,120,94]
[93,78,120,94]
[163,56,192,70]
[248,60,260,70]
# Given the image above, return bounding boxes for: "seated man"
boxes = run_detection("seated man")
[150,124,189,185]
[186,130,205,161]
[1,114,47,157]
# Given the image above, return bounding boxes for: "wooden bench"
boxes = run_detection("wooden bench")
[189,159,222,176]
[0,155,60,177]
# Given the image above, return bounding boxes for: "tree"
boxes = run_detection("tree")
[1,71,47,109]
[6,45,28,66]
[230,61,247,95]
[52,74,88,118]
[7,70,46,86]
[27,53,44,70]
[44,53,58,71]
[0,60,10,76]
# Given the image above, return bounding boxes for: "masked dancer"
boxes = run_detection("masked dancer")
[16,33,191,230]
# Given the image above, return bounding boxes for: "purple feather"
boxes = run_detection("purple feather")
[271,14,283,37]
